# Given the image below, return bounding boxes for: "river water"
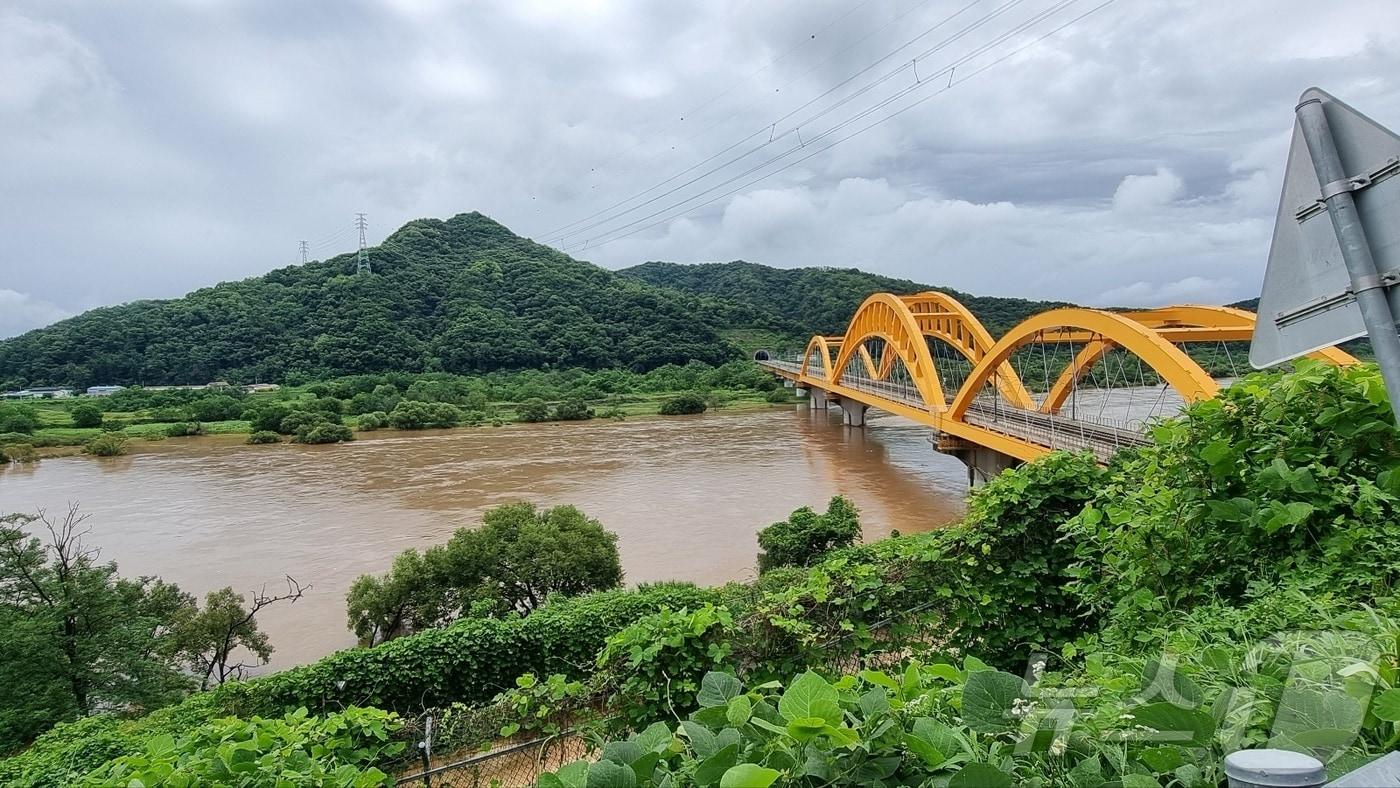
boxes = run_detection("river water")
[0,406,968,670]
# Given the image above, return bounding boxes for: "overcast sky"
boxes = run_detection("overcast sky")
[3,0,1398,338]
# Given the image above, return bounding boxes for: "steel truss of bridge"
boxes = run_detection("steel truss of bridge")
[758,292,1357,479]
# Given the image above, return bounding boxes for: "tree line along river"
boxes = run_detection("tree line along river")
[0,406,968,669]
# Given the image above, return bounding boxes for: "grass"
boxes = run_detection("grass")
[13,389,790,458]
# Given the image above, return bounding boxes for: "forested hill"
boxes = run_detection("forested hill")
[0,214,740,388]
[618,260,1069,338]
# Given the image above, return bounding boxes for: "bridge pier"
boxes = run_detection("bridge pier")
[951,445,1019,487]
[811,390,829,409]
[840,401,868,427]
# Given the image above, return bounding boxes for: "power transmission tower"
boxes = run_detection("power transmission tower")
[355,213,371,275]
[299,240,309,263]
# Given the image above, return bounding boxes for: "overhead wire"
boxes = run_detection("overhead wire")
[541,0,991,242]
[565,0,1115,252]
[555,0,1053,249]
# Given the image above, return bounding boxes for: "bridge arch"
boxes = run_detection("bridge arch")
[1036,305,1359,415]
[829,293,947,409]
[949,308,1219,420]
[799,335,839,379]
[900,292,1035,407]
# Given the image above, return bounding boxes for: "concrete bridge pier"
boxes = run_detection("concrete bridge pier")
[936,436,1020,487]
[840,401,868,427]
[811,390,830,409]
[956,446,1019,487]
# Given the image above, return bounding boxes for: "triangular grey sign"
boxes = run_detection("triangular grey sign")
[1250,88,1400,368]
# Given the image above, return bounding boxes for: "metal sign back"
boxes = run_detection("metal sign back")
[1250,88,1400,368]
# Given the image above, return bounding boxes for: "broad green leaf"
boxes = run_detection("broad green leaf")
[726,695,752,727]
[778,671,841,725]
[948,762,1013,788]
[694,744,739,786]
[1371,688,1400,721]
[551,761,590,788]
[1127,702,1215,747]
[698,672,744,708]
[719,763,779,788]
[585,759,638,788]
[902,732,947,767]
[859,687,890,717]
[680,720,718,758]
[1120,776,1161,788]
[633,722,673,754]
[961,670,1031,733]
[859,670,898,691]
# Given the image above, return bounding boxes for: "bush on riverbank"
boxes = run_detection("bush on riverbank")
[82,433,128,456]
[756,495,861,572]
[658,391,707,415]
[246,430,280,444]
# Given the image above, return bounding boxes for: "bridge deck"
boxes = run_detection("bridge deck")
[759,359,1149,463]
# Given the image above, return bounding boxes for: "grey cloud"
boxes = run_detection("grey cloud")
[2,0,1399,337]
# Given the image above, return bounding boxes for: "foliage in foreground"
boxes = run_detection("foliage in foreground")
[544,600,1400,787]
[757,496,861,573]
[86,706,404,787]
[345,502,624,644]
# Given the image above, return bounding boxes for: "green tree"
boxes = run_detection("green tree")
[83,433,128,456]
[0,404,39,434]
[173,580,304,690]
[658,391,707,415]
[552,398,594,421]
[344,503,623,642]
[70,403,103,428]
[517,397,550,422]
[187,395,243,422]
[756,495,862,572]
[0,507,194,749]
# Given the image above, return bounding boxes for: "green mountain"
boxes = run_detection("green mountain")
[0,214,740,388]
[617,260,1068,339]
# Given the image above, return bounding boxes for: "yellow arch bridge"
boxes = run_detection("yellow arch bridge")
[758,292,1357,483]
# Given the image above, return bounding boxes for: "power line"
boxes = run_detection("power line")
[547,0,888,229]
[566,0,1119,253]
[540,0,984,242]
[547,0,1022,247]
[299,240,309,263]
[561,0,1084,251]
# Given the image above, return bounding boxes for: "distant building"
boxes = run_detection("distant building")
[3,387,75,399]
[244,383,281,393]
[86,385,125,397]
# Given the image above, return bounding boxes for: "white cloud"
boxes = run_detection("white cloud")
[0,290,74,339]
[1112,167,1185,213]
[1,0,1399,336]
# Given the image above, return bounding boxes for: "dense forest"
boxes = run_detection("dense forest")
[0,214,739,388]
[618,260,1069,338]
[0,215,1073,389]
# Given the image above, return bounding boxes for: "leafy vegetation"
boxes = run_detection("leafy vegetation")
[87,706,404,787]
[0,508,292,753]
[81,433,128,456]
[6,363,1399,786]
[0,213,739,388]
[757,496,861,573]
[346,503,624,644]
[659,391,708,415]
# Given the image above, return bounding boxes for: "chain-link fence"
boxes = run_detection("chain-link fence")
[395,732,593,787]
[391,593,941,786]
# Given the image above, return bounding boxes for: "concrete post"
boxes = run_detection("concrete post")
[811,390,829,409]
[1223,749,1325,788]
[841,401,868,427]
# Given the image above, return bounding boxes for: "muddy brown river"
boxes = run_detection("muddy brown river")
[0,406,968,670]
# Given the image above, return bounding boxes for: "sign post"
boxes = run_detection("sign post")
[1251,88,1400,423]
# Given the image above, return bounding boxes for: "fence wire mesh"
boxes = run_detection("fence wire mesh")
[395,732,593,787]
[392,594,940,786]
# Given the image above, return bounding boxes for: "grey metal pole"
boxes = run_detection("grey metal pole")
[1296,96,1400,424]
